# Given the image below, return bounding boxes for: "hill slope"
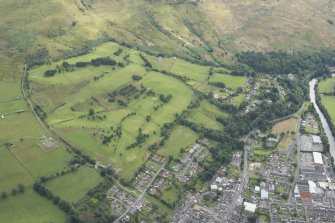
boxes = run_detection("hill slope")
[1,0,335,79]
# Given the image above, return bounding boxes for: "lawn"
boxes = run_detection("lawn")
[161,184,180,206]
[321,95,335,124]
[158,125,198,158]
[45,165,103,203]
[272,118,298,134]
[0,189,66,223]
[252,149,272,162]
[318,77,335,94]
[209,73,248,90]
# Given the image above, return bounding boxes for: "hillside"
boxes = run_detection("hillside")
[1,0,335,80]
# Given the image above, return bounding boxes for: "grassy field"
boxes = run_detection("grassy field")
[272,118,298,134]
[321,95,335,125]
[277,135,293,151]
[45,166,103,203]
[160,184,180,206]
[209,74,247,90]
[0,189,66,223]
[0,146,35,192]
[319,78,335,94]
[187,100,226,130]
[158,126,198,158]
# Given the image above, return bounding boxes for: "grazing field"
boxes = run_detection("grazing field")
[187,100,225,130]
[318,78,335,94]
[272,118,298,134]
[0,147,34,192]
[210,74,247,90]
[0,189,66,223]
[158,126,198,158]
[321,95,335,125]
[45,166,103,203]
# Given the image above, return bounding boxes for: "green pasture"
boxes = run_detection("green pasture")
[45,165,103,203]
[140,71,194,124]
[210,73,247,90]
[319,77,335,94]
[187,100,225,130]
[158,125,198,158]
[321,95,335,124]
[160,184,180,206]
[0,147,34,192]
[0,189,66,223]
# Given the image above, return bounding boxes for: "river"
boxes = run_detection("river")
[309,79,335,160]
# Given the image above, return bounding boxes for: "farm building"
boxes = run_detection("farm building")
[312,152,324,165]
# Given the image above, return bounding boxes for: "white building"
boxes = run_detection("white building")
[261,189,269,200]
[255,186,260,192]
[313,152,324,165]
[312,135,322,144]
[244,202,257,213]
[210,185,218,191]
[215,177,223,185]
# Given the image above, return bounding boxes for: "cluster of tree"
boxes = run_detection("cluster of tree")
[209,82,226,88]
[34,104,47,120]
[152,68,190,83]
[159,94,172,103]
[101,125,122,146]
[91,57,117,66]
[26,48,50,67]
[1,184,25,200]
[114,48,123,56]
[132,74,142,81]
[119,84,139,96]
[140,54,152,68]
[127,128,149,149]
[70,148,96,166]
[236,49,335,77]
[44,69,57,77]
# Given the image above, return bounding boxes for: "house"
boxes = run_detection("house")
[0,115,4,119]
[213,94,219,99]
